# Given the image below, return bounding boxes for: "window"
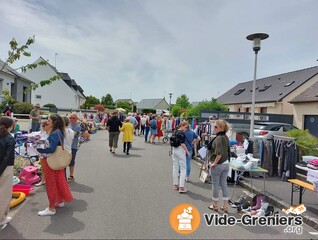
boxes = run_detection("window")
[23,87,27,102]
[234,88,245,95]
[36,95,42,99]
[284,81,295,87]
[258,85,272,92]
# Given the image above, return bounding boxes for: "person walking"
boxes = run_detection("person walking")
[36,114,73,216]
[140,114,146,136]
[149,116,158,144]
[207,119,230,213]
[155,115,163,142]
[120,117,134,155]
[184,121,201,182]
[0,117,16,227]
[67,113,81,182]
[29,103,41,132]
[144,113,151,143]
[172,121,191,193]
[106,111,122,154]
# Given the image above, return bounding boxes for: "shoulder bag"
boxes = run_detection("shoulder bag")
[47,132,72,170]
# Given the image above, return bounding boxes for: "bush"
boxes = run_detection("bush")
[286,129,318,156]
[43,103,56,108]
[12,102,33,114]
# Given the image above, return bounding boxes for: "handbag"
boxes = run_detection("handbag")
[199,165,209,183]
[47,132,72,170]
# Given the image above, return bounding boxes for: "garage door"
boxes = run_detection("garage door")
[304,115,318,138]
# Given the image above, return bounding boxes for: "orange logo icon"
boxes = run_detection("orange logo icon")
[170,203,200,234]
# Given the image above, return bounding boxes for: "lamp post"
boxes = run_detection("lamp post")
[169,93,173,116]
[246,33,269,138]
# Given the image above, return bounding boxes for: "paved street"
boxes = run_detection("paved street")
[1,130,317,239]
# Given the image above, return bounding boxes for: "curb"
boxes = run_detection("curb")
[193,157,318,231]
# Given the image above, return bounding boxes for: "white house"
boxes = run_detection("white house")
[22,57,86,108]
[0,59,32,103]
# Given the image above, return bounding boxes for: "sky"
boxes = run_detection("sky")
[0,0,318,104]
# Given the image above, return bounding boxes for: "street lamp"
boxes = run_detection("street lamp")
[246,33,269,138]
[169,93,173,116]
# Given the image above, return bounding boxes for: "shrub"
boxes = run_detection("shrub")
[12,102,33,114]
[286,129,318,156]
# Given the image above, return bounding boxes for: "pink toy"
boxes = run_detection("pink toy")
[18,166,40,185]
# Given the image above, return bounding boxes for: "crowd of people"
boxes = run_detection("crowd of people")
[1,105,232,227]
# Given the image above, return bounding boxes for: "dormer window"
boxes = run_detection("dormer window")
[234,88,245,95]
[258,85,272,92]
[284,81,295,87]
[250,87,259,92]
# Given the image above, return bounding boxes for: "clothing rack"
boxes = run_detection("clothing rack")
[273,135,297,141]
[272,135,299,181]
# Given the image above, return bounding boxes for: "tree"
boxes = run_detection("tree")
[94,104,105,112]
[176,94,191,109]
[186,98,228,118]
[101,94,114,106]
[1,36,61,93]
[82,95,100,109]
[116,101,132,113]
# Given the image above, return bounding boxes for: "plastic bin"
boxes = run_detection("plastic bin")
[12,184,34,196]
[302,156,318,163]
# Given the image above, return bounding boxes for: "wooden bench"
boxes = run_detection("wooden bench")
[288,179,315,205]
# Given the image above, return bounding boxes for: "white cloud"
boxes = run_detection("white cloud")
[1,0,318,104]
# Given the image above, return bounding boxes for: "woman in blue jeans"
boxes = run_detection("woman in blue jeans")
[184,122,200,182]
[208,119,230,213]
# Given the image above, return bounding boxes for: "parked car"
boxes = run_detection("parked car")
[253,122,298,138]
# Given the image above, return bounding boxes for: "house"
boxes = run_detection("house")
[115,98,134,105]
[217,66,318,135]
[0,59,33,103]
[136,98,170,113]
[22,57,86,109]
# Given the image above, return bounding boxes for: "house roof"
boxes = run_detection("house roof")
[0,59,33,83]
[60,72,85,97]
[115,98,133,103]
[136,98,168,109]
[290,81,318,103]
[217,66,318,105]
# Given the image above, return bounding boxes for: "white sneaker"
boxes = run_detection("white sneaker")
[57,202,64,208]
[0,216,12,225]
[38,208,56,216]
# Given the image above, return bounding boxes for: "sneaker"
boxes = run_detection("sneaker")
[0,217,12,226]
[57,202,64,208]
[38,208,56,216]
[185,177,190,182]
[173,185,179,190]
[179,187,187,193]
[126,152,129,155]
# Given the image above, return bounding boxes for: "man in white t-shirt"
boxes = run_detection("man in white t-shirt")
[63,117,74,153]
[140,114,147,135]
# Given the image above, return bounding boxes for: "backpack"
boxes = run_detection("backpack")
[169,130,183,148]
[150,120,157,130]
